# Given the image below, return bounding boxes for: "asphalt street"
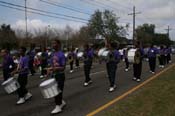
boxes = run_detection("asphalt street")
[0,56,174,116]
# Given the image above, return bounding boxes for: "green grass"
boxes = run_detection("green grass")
[102,66,175,116]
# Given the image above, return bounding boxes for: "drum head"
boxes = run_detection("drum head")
[40,78,56,87]
[98,48,107,56]
[102,51,109,57]
[2,77,14,86]
[128,49,137,63]
[64,53,68,58]
[77,52,83,57]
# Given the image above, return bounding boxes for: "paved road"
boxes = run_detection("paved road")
[0,56,174,116]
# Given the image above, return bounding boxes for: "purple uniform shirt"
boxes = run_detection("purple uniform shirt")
[107,49,120,63]
[19,56,29,75]
[165,47,172,54]
[51,51,66,69]
[114,50,121,60]
[159,49,165,55]
[2,54,15,70]
[147,47,158,58]
[83,49,93,64]
[68,52,75,59]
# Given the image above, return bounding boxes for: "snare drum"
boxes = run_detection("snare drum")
[39,78,61,99]
[1,77,20,94]
[128,48,137,63]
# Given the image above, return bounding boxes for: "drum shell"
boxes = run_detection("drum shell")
[39,79,61,99]
[128,49,137,63]
[98,48,107,56]
[102,51,109,57]
[1,77,20,94]
[77,52,83,58]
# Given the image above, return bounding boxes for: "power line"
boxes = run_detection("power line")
[50,0,93,14]
[105,0,132,10]
[0,3,88,23]
[80,0,106,9]
[89,0,128,14]
[0,1,88,21]
[40,0,91,16]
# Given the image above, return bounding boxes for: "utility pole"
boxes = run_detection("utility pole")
[25,0,28,39]
[46,25,50,47]
[128,6,141,43]
[165,25,172,39]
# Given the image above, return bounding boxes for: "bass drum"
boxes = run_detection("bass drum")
[98,48,107,56]
[77,52,83,58]
[64,52,68,58]
[127,48,137,63]
[102,50,109,57]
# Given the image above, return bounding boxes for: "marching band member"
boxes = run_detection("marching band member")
[75,48,80,68]
[147,44,158,74]
[158,45,165,68]
[132,41,144,82]
[12,47,32,105]
[106,42,120,92]
[89,45,94,68]
[28,44,36,76]
[68,48,75,73]
[0,49,15,81]
[165,45,172,64]
[123,48,129,72]
[47,39,66,114]
[83,44,93,86]
[40,47,48,78]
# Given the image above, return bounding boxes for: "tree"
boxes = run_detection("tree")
[153,33,173,46]
[0,24,18,49]
[88,10,127,43]
[136,23,155,45]
[136,23,173,46]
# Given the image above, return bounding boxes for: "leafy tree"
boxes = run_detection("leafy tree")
[136,23,173,46]
[88,10,127,43]
[136,23,155,45]
[153,33,173,45]
[0,24,18,50]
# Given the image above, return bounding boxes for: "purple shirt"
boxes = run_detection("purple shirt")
[84,49,93,58]
[19,56,29,74]
[159,49,165,55]
[165,48,172,54]
[28,49,35,60]
[148,47,158,58]
[51,51,66,68]
[68,52,75,59]
[2,54,15,70]
[106,49,120,64]
[140,48,145,57]
[114,50,121,61]
[87,49,94,58]
[89,48,94,57]
[83,49,93,64]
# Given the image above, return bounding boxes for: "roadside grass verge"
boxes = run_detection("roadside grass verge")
[103,65,175,116]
